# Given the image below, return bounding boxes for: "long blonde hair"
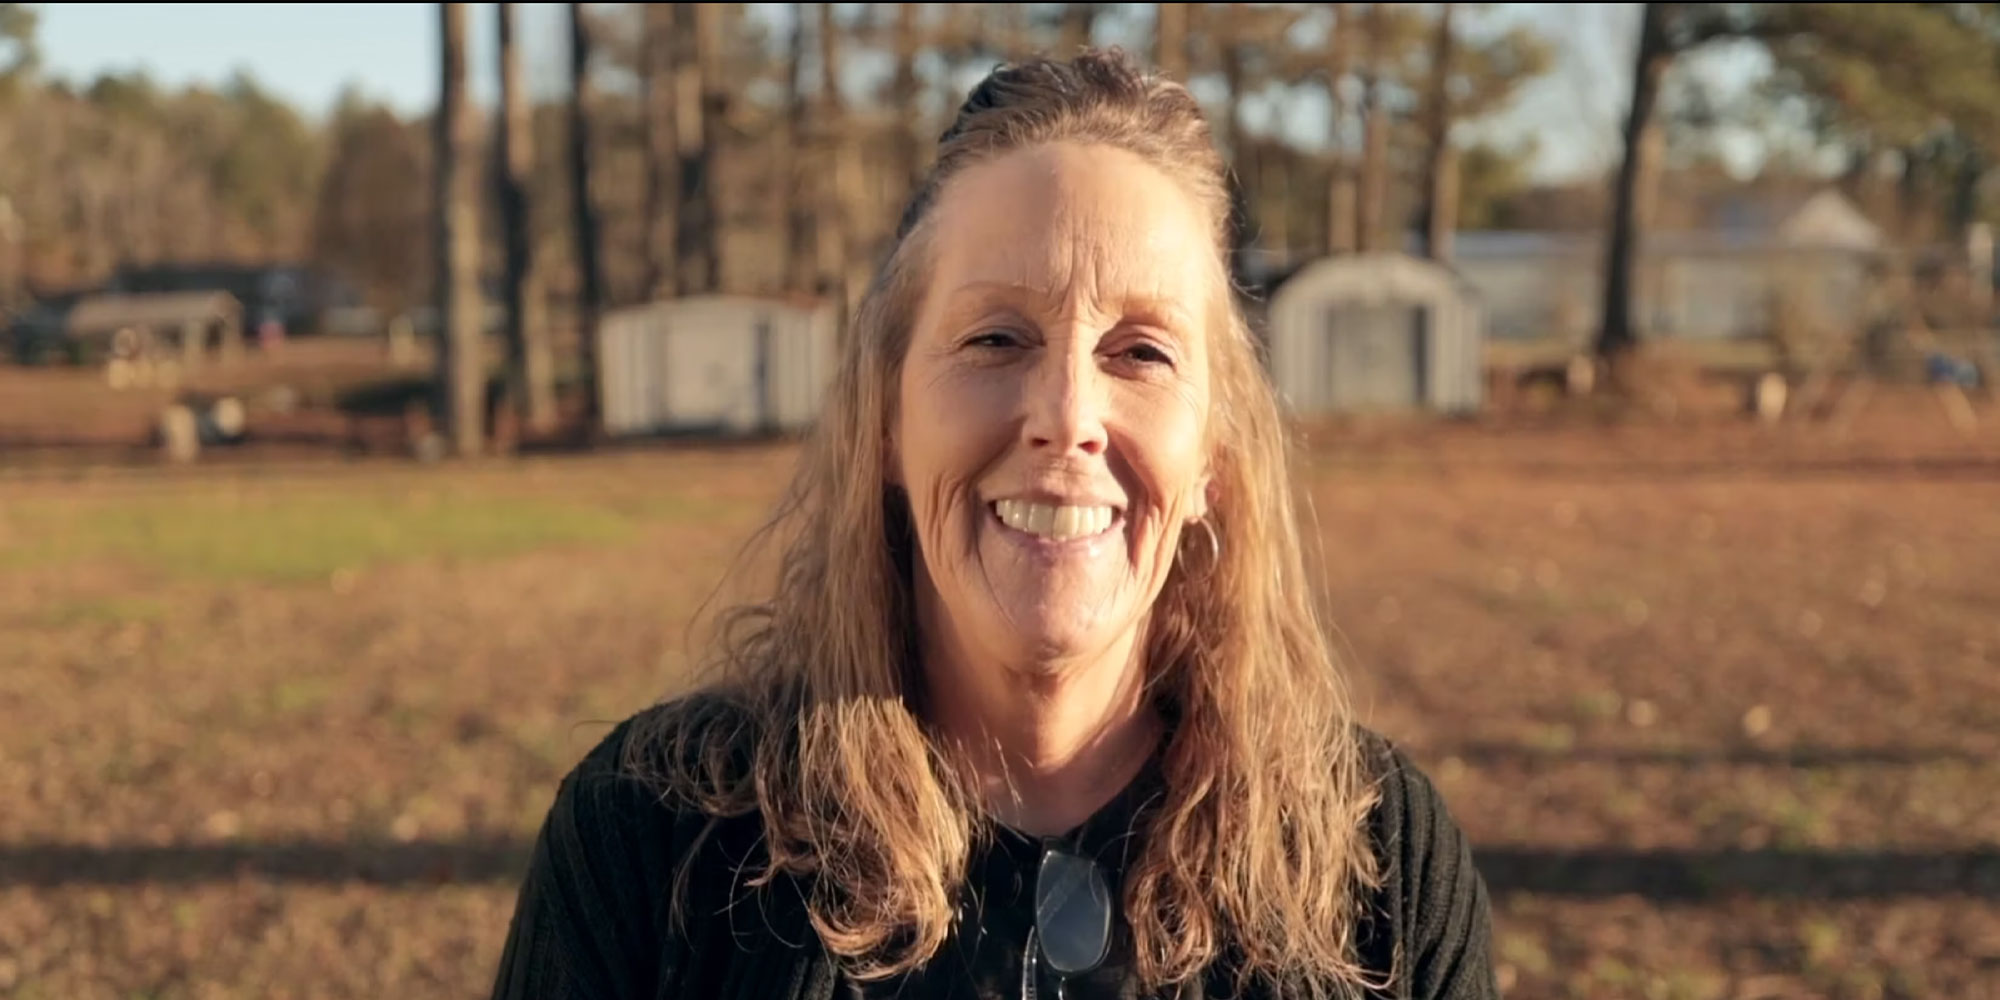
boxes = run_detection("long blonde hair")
[627,47,1383,997]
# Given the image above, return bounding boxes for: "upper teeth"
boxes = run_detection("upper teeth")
[994,500,1115,540]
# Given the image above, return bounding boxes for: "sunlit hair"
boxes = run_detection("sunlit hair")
[626,46,1384,997]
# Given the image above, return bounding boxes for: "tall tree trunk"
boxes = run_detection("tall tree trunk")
[641,1,677,301]
[1219,9,1257,279]
[1897,144,1935,247]
[1062,4,1099,54]
[1953,139,1989,316]
[1426,144,1459,262]
[816,3,852,306]
[669,3,703,294]
[671,3,725,294]
[0,195,19,315]
[1598,1,1669,361]
[1155,4,1188,80]
[1262,147,1291,255]
[1635,118,1665,231]
[1326,3,1356,254]
[498,3,555,436]
[1356,3,1389,253]
[1950,144,1983,240]
[568,1,604,431]
[1218,7,1246,164]
[998,4,1031,61]
[783,2,815,293]
[437,2,483,458]
[891,2,923,195]
[1420,3,1457,262]
[698,4,728,291]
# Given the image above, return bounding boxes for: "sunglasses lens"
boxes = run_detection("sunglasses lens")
[1035,849,1112,975]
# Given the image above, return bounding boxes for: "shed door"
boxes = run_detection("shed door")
[666,326,760,433]
[1325,302,1428,410]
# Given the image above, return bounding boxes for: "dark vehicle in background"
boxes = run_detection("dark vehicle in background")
[5,289,245,368]
[105,263,364,336]
[5,263,366,365]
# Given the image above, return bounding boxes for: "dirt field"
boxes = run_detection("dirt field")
[3,381,1998,999]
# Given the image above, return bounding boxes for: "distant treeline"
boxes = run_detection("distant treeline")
[2,3,1566,320]
[4,2,2000,339]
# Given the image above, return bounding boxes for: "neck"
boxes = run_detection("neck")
[918,615,1162,837]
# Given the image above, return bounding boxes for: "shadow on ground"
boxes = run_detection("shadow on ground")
[5,838,1996,901]
[1421,741,1997,769]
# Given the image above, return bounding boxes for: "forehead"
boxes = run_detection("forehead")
[920,141,1218,320]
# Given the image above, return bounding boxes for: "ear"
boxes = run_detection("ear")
[1186,469,1215,524]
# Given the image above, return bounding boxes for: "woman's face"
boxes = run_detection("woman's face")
[893,140,1216,678]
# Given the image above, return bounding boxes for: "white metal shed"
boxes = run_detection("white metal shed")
[1266,252,1485,416]
[598,295,839,438]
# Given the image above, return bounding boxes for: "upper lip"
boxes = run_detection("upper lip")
[988,489,1127,512]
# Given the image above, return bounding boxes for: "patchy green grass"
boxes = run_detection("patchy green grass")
[0,481,711,584]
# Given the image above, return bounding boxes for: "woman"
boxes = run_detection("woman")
[491,48,1496,1000]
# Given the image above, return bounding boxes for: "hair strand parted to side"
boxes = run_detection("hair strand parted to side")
[625,47,1385,997]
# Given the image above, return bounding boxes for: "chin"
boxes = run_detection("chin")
[989,609,1128,673]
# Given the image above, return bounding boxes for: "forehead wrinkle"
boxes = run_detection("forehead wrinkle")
[948,229,1200,332]
[926,143,1215,333]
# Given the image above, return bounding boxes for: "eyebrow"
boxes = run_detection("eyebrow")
[939,281,1200,335]
[1118,295,1200,336]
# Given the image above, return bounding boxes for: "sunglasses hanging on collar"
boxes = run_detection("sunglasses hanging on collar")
[1020,843,1113,1000]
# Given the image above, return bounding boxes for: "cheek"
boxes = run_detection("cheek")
[902,366,1000,476]
[898,364,1012,536]
[1125,387,1211,518]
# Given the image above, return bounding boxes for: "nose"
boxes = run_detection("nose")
[1021,332,1108,457]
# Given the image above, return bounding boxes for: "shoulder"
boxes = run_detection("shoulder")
[542,689,763,844]
[1350,726,1500,1000]
[1352,726,1458,852]
[1351,725,1470,910]
[490,692,775,998]
[518,688,775,920]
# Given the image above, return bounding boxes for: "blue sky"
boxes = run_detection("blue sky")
[30,3,1774,184]
[34,3,572,114]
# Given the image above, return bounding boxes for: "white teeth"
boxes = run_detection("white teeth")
[1027,501,1055,537]
[1054,505,1082,538]
[994,500,1114,540]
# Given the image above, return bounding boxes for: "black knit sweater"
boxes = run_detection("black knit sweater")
[488,700,1499,999]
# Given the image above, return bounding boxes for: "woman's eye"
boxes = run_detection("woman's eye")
[966,329,1021,349]
[1119,342,1175,367]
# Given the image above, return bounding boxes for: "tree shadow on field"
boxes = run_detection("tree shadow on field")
[1316,453,2000,483]
[4,837,1997,902]
[0,836,533,888]
[1473,845,2000,901]
[1462,455,2000,483]
[1428,741,1997,770]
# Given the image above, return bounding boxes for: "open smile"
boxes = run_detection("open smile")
[988,499,1126,545]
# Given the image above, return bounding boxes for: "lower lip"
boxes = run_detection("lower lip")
[988,504,1124,555]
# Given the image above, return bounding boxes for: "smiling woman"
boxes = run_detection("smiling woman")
[895,140,1218,823]
[490,48,1497,1000]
